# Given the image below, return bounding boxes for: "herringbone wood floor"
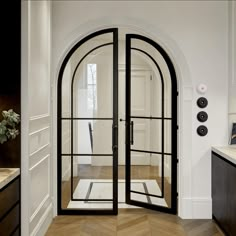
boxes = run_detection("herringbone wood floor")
[46,208,223,236]
[54,165,223,235]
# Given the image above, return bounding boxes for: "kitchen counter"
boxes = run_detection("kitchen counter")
[212,145,236,165]
[212,146,236,235]
[0,168,20,190]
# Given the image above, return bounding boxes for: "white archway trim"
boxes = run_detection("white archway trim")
[51,17,194,218]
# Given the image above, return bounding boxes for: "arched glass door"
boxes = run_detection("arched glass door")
[58,28,118,215]
[125,34,177,214]
[57,29,177,215]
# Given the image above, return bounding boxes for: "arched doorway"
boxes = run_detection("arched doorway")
[57,28,177,215]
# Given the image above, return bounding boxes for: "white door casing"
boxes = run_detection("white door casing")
[52,19,194,218]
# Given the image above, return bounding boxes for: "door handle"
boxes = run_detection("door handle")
[130,121,134,145]
[112,124,118,151]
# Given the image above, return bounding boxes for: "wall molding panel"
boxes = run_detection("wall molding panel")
[29,127,50,155]
[30,194,50,223]
[29,155,50,217]
[30,144,50,169]
[30,203,53,236]
[29,114,50,134]
[21,1,52,235]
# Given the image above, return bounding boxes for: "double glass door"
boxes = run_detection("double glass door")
[58,28,177,215]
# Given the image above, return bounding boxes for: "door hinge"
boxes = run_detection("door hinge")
[150,75,152,80]
[177,91,179,96]
[176,159,179,164]
[177,125,179,130]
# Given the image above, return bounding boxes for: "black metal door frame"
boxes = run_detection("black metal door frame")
[57,28,119,215]
[125,34,178,214]
[57,29,177,215]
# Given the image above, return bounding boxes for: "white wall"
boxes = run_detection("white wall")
[229,1,236,135]
[51,1,229,219]
[21,1,53,235]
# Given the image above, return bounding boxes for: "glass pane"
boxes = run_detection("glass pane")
[130,39,172,118]
[61,62,72,118]
[130,118,172,154]
[73,45,113,119]
[130,118,149,153]
[61,156,113,210]
[130,151,172,208]
[70,33,113,71]
[164,120,172,154]
[62,43,113,118]
[150,119,162,153]
[62,120,113,155]
[61,156,72,209]
[61,120,71,154]
[130,70,151,117]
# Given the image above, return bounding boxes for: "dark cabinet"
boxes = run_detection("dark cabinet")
[212,151,236,236]
[0,176,20,236]
[228,162,236,236]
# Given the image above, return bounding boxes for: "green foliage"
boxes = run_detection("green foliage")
[0,109,20,144]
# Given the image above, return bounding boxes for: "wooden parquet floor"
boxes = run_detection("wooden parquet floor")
[45,208,223,236]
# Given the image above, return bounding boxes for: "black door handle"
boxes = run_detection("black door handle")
[112,124,118,152]
[130,121,134,145]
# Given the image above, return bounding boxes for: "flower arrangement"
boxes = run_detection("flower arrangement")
[0,109,20,144]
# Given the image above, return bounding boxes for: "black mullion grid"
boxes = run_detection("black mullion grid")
[112,28,119,214]
[70,44,114,202]
[61,117,113,120]
[70,42,116,202]
[61,154,113,156]
[130,148,171,198]
[131,116,171,120]
[58,28,119,215]
[130,46,165,198]
[125,35,131,204]
[133,35,178,213]
[130,149,171,156]
[130,190,164,199]
[125,34,177,214]
[71,199,113,202]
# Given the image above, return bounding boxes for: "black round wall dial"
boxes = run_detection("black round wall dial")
[197,97,208,108]
[197,111,208,122]
[197,125,208,136]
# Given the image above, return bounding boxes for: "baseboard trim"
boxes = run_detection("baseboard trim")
[178,197,193,219]
[192,198,212,219]
[179,197,212,219]
[30,203,53,236]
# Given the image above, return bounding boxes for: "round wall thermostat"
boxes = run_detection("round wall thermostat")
[197,83,207,94]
